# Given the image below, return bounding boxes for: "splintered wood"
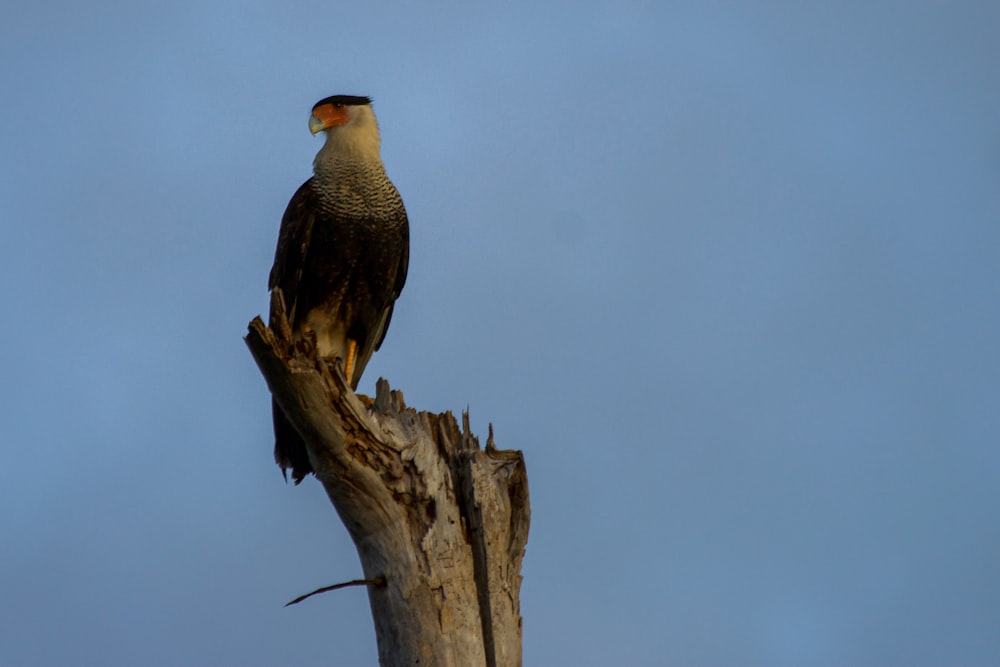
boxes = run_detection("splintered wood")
[246,296,529,667]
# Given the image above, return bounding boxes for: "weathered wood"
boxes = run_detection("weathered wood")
[245,294,530,667]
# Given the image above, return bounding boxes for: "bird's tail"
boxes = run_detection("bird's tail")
[272,399,313,484]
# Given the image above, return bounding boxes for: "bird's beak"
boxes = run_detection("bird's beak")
[309,103,350,135]
[308,114,326,135]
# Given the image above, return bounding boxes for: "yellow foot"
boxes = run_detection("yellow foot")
[344,339,358,386]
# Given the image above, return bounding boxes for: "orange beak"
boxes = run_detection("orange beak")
[309,103,350,135]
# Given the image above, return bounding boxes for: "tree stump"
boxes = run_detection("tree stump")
[245,292,530,667]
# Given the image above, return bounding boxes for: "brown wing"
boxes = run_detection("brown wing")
[372,208,410,352]
[268,179,317,322]
[269,179,317,483]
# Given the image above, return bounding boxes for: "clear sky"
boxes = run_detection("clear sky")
[2,2,999,665]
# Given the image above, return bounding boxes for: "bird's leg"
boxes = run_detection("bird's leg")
[344,339,358,386]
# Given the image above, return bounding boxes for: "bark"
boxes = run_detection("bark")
[245,291,530,667]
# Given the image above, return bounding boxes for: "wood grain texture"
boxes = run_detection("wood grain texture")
[246,291,529,667]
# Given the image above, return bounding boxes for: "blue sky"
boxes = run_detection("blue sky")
[2,2,999,665]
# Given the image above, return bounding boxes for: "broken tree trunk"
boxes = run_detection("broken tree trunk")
[244,292,530,667]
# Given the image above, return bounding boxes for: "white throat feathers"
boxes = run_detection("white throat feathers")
[313,104,383,180]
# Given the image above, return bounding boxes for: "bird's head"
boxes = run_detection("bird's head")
[309,95,381,160]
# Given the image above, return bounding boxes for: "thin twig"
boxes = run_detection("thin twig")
[284,576,387,607]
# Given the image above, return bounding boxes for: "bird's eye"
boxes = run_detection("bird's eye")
[334,103,344,109]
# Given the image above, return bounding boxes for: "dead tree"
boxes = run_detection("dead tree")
[245,292,530,667]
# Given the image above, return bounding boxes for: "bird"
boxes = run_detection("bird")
[268,95,409,483]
